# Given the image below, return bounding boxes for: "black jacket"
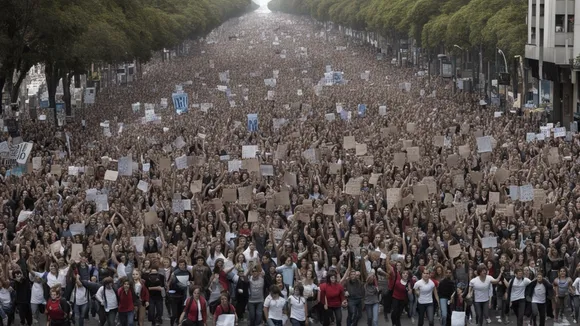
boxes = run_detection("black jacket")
[525,279,553,302]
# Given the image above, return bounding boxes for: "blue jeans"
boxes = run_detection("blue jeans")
[417,303,434,326]
[268,319,283,326]
[439,298,449,326]
[347,298,362,326]
[408,292,417,318]
[75,303,89,326]
[118,310,135,326]
[248,302,264,326]
[365,303,378,326]
[291,318,306,326]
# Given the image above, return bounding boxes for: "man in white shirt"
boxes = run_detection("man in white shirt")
[508,268,531,326]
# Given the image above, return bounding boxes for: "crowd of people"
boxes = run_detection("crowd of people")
[0,5,576,326]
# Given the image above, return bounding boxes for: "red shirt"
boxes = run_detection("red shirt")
[46,298,66,321]
[319,282,345,308]
[214,303,236,321]
[392,279,409,301]
[185,297,208,322]
[117,288,136,313]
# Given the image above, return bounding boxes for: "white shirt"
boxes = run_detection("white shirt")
[0,288,11,306]
[30,274,46,305]
[510,278,531,302]
[532,283,546,304]
[117,263,127,279]
[264,295,287,321]
[469,276,493,302]
[96,286,119,312]
[243,247,260,262]
[413,279,436,304]
[288,296,307,321]
[75,285,89,306]
[573,278,580,296]
[206,253,226,270]
[34,270,68,289]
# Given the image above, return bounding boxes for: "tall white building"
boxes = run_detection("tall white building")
[525,0,577,125]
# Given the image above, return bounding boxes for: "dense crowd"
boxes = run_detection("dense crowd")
[0,6,575,326]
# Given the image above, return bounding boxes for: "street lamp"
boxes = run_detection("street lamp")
[497,48,509,111]
[498,48,508,73]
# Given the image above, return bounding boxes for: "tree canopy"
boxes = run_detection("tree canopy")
[268,0,526,58]
[0,0,256,109]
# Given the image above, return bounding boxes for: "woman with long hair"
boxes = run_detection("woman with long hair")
[318,271,347,326]
[264,285,287,326]
[179,286,207,326]
[247,263,265,326]
[552,267,573,323]
[131,269,150,326]
[390,270,412,326]
[364,274,380,326]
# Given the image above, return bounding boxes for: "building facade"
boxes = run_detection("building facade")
[525,0,577,125]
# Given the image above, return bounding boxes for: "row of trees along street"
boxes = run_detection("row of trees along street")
[0,0,257,116]
[268,0,527,98]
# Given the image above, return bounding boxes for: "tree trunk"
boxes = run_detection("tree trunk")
[10,70,27,104]
[45,62,60,125]
[63,72,72,117]
[512,58,518,101]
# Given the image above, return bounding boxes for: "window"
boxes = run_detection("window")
[556,15,565,32]
[532,4,536,16]
[540,4,544,16]
[569,15,575,32]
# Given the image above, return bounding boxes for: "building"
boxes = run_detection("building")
[525,0,577,125]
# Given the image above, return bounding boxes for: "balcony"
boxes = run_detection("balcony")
[555,32,574,46]
[526,44,573,65]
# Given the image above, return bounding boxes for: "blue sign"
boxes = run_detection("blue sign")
[172,93,189,114]
[247,113,258,132]
[332,72,343,85]
[56,102,65,113]
[340,110,349,120]
[40,100,49,108]
[357,104,366,117]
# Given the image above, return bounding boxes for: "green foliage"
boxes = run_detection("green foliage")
[268,0,527,57]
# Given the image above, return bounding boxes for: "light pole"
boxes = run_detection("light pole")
[498,48,508,111]
[498,48,508,73]
[452,45,463,93]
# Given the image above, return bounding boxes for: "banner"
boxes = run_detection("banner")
[160,98,168,109]
[172,93,189,114]
[247,114,258,132]
[84,87,96,104]
[132,102,141,113]
[357,104,366,117]
[0,142,33,166]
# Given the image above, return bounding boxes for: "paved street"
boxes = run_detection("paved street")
[24,307,576,326]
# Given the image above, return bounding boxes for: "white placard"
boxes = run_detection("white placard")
[137,180,149,192]
[482,237,498,248]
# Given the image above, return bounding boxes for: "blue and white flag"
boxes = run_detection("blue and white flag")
[357,104,366,117]
[247,113,258,132]
[172,93,189,114]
